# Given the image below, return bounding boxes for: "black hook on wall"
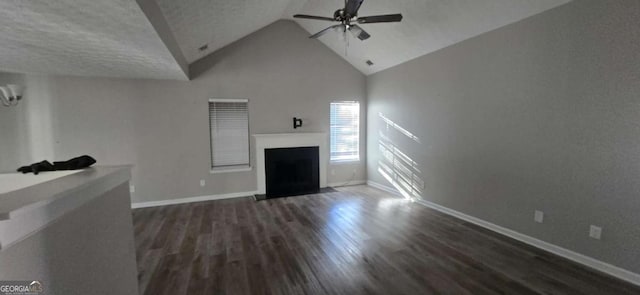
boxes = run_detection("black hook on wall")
[293,117,303,129]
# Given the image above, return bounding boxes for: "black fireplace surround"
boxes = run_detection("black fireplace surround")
[265,146,320,198]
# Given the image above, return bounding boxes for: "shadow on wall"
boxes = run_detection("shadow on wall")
[376,112,425,200]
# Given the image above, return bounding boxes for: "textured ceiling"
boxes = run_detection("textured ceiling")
[157,0,571,75]
[0,0,572,80]
[0,0,187,80]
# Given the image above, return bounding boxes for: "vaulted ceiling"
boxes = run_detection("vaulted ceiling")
[0,0,571,79]
[156,0,570,75]
[287,0,572,74]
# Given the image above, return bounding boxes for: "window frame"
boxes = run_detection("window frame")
[329,100,361,163]
[208,98,251,173]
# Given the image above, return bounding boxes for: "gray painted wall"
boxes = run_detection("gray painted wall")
[0,73,56,172]
[0,94,21,171]
[0,104,18,171]
[367,0,640,273]
[0,20,366,203]
[0,73,26,172]
[0,74,139,174]
[132,20,368,202]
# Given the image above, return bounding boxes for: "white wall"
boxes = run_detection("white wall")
[0,183,139,295]
[0,73,23,172]
[366,0,640,274]
[0,20,366,203]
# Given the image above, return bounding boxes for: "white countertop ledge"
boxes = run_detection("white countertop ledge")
[0,166,131,250]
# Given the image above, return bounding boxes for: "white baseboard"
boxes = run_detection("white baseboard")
[366,180,640,286]
[131,191,257,209]
[328,180,367,188]
[131,180,368,209]
[367,180,404,196]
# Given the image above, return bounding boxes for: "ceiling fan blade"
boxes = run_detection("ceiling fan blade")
[293,14,336,22]
[349,24,370,41]
[344,0,364,16]
[357,14,403,24]
[309,24,344,39]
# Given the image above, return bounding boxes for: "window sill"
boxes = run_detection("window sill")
[210,166,252,174]
[330,159,361,165]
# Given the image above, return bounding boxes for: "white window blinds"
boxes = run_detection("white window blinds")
[330,101,360,162]
[209,99,249,168]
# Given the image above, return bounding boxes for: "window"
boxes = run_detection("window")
[209,99,250,171]
[330,101,360,162]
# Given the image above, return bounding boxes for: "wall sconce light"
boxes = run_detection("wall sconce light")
[0,84,24,107]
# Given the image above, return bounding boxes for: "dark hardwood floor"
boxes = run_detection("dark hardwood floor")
[132,185,640,294]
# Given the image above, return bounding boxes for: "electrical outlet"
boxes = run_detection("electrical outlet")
[200,179,206,187]
[534,210,544,223]
[129,185,135,193]
[589,225,602,240]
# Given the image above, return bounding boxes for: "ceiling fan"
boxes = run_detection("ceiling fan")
[293,0,403,41]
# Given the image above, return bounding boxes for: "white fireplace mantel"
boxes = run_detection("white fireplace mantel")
[253,133,328,194]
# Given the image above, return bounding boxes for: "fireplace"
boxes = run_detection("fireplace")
[253,133,328,195]
[265,146,319,198]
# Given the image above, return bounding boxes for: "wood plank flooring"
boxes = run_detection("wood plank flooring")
[132,185,640,294]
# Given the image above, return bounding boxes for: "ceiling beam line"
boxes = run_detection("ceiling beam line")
[136,0,190,80]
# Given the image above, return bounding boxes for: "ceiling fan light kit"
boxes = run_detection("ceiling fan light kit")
[0,84,25,107]
[293,0,403,42]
